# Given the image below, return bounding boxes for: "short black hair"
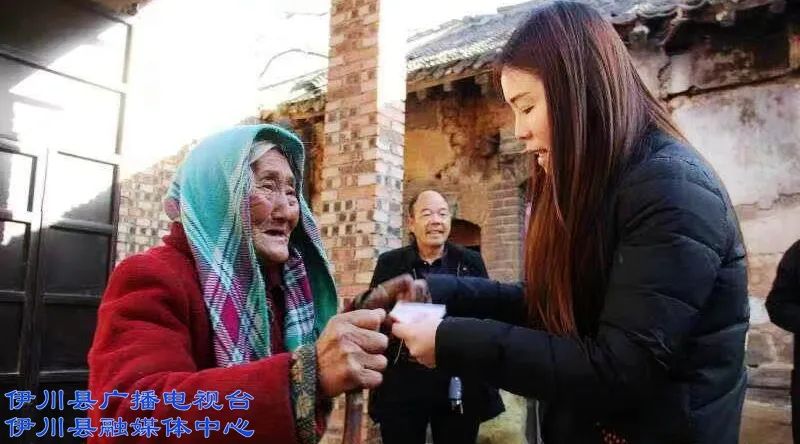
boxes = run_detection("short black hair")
[408,192,421,216]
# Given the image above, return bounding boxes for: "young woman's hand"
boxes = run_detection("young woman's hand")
[391,316,442,368]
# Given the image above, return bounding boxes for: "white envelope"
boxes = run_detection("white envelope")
[389,301,446,324]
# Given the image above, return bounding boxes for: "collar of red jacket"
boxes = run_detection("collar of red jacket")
[163,221,191,255]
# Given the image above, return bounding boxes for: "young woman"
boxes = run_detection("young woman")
[366,2,749,443]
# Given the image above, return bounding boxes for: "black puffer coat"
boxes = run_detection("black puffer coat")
[428,131,749,443]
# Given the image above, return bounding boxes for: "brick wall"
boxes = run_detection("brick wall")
[116,146,189,263]
[320,0,406,442]
[320,0,405,309]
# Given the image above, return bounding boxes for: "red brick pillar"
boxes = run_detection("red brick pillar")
[319,0,405,442]
[321,0,405,302]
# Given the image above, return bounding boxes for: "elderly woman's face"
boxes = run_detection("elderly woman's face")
[250,149,300,266]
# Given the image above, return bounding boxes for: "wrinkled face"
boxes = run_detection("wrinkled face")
[500,66,553,171]
[249,149,300,266]
[408,191,451,251]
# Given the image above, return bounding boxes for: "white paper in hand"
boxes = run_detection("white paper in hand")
[390,301,446,324]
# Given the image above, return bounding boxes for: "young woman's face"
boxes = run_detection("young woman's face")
[500,66,553,171]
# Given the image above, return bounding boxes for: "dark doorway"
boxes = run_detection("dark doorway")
[0,1,129,442]
[449,218,481,253]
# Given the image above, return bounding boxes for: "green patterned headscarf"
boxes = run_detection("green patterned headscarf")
[164,124,337,366]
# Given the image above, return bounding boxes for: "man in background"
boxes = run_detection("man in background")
[364,190,503,444]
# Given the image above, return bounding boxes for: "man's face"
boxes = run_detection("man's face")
[249,149,300,266]
[408,191,451,250]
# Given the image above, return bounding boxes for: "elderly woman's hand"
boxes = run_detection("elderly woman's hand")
[316,309,389,398]
[356,275,431,311]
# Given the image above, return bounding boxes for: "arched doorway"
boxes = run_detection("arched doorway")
[449,218,481,253]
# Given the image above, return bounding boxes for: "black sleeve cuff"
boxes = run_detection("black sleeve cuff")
[426,274,460,305]
[436,317,502,378]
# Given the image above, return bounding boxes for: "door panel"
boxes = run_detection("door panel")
[0,57,123,158]
[39,303,99,371]
[0,300,24,372]
[0,0,128,87]
[0,1,128,442]
[41,228,111,296]
[0,220,29,291]
[45,154,115,225]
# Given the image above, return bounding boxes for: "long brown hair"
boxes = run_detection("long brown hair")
[497,2,684,336]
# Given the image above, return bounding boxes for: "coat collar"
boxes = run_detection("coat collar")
[163,221,191,256]
[403,241,466,268]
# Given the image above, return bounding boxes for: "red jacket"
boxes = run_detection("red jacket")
[88,223,298,443]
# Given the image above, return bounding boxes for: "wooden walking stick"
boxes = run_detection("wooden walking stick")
[342,390,364,444]
[342,283,396,444]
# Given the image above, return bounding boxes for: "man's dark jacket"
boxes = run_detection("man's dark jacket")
[766,240,800,360]
[368,242,504,423]
[766,239,800,443]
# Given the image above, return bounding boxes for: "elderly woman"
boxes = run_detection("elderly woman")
[88,125,388,443]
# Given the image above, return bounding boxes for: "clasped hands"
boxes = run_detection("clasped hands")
[359,274,441,368]
[316,274,442,398]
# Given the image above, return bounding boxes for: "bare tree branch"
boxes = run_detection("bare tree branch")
[258,48,328,79]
